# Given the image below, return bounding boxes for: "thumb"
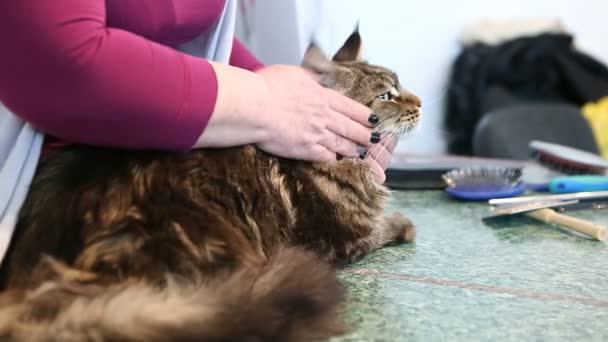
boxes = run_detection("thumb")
[364,159,386,183]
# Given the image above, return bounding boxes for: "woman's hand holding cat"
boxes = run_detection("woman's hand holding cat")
[196,63,373,160]
[256,65,398,183]
[362,135,399,183]
[195,63,395,183]
[253,65,376,163]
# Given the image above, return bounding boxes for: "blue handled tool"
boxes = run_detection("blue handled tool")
[549,175,608,193]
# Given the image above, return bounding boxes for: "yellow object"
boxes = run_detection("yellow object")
[582,96,608,159]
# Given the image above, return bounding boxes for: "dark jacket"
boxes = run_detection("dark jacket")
[444,33,608,155]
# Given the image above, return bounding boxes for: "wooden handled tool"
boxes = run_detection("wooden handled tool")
[525,208,608,241]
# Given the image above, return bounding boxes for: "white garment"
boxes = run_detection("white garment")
[0,108,43,263]
[0,0,237,264]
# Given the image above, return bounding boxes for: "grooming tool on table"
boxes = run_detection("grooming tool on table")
[483,200,580,219]
[385,154,526,190]
[519,140,608,192]
[441,163,564,200]
[441,167,526,200]
[548,175,608,193]
[488,190,608,206]
[530,140,608,175]
[484,199,608,241]
[525,208,607,241]
[488,199,608,216]
[552,201,608,212]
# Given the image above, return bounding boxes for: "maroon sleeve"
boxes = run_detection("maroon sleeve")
[105,0,226,46]
[104,1,264,71]
[0,0,221,151]
[230,38,265,71]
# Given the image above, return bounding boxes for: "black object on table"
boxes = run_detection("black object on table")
[385,154,527,190]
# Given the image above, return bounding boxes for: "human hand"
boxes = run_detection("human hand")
[361,134,399,183]
[254,64,377,163]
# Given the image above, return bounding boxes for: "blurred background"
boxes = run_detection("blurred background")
[234,0,608,160]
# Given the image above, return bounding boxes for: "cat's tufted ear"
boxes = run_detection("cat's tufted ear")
[332,23,363,62]
[301,43,335,75]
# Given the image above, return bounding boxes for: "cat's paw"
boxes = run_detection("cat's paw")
[385,212,416,243]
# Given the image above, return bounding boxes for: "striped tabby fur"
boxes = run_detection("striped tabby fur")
[0,30,421,341]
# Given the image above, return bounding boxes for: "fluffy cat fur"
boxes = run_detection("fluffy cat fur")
[0,30,422,341]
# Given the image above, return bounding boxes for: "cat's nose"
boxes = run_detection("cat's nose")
[400,91,422,108]
[409,94,422,108]
[414,95,422,107]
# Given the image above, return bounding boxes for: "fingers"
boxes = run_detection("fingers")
[310,144,338,164]
[367,142,392,170]
[319,130,362,158]
[326,109,374,148]
[365,132,399,169]
[326,89,375,127]
[383,134,399,154]
[362,132,399,183]
[363,158,386,183]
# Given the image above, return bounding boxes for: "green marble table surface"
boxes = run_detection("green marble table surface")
[333,190,608,342]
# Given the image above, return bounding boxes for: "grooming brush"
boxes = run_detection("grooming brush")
[548,175,608,193]
[442,167,526,200]
[530,140,608,175]
[527,140,608,193]
[489,190,608,206]
[526,207,607,241]
[483,199,607,241]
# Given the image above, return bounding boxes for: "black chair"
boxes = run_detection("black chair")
[472,102,600,160]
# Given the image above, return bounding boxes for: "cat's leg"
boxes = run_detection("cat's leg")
[310,212,415,266]
[341,212,415,264]
[296,161,416,265]
[376,212,416,245]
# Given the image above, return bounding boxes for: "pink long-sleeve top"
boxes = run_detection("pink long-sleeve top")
[0,0,264,152]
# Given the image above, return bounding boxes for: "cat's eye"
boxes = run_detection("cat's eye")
[377,87,399,101]
[378,92,392,100]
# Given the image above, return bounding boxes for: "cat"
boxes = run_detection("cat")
[0,30,422,341]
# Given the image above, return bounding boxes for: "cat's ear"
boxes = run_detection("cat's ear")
[332,23,363,62]
[301,43,334,75]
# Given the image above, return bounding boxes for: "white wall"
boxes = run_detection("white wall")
[238,0,608,155]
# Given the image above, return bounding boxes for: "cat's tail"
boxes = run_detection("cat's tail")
[0,247,347,342]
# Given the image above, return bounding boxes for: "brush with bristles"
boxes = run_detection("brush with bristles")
[530,140,608,175]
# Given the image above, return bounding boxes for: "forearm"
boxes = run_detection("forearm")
[0,0,218,151]
[194,61,271,148]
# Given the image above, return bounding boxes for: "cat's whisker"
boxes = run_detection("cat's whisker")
[359,122,399,161]
[364,144,384,161]
[397,122,418,142]
[381,126,401,143]
[364,127,401,162]
[407,121,451,138]
[387,127,401,142]
[363,137,391,161]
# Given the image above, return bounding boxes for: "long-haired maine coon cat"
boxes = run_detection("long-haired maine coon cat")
[0,30,422,341]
